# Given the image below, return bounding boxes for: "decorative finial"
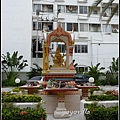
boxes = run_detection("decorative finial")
[58,22,61,28]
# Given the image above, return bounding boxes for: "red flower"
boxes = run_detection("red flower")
[111,90,118,96]
[40,118,43,120]
[37,108,41,110]
[21,111,28,115]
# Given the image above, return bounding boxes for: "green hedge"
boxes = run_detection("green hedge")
[2,92,42,103]
[85,103,118,120]
[88,94,118,101]
[2,103,47,120]
[94,79,118,86]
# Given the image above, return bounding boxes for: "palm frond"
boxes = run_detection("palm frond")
[106,4,118,25]
[88,0,102,17]
[99,0,114,19]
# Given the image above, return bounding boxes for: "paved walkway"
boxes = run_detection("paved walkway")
[47,113,86,120]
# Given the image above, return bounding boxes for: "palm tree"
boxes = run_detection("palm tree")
[106,57,118,84]
[88,0,118,25]
[109,57,118,73]
[108,57,118,79]
[86,63,105,81]
[1,51,28,81]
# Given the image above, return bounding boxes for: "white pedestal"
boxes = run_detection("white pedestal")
[54,102,70,118]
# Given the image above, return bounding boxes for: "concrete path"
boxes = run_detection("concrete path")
[2,87,14,92]
[47,113,86,120]
[99,85,118,91]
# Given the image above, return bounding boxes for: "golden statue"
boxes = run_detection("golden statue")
[51,47,66,67]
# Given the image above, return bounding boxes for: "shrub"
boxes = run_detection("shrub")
[2,79,26,87]
[2,103,47,120]
[109,79,118,86]
[94,79,107,86]
[1,51,28,83]
[2,92,42,103]
[85,103,118,120]
[89,87,101,95]
[12,87,21,92]
[88,94,118,101]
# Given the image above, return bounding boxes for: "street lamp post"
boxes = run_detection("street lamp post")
[56,9,60,48]
[36,10,40,64]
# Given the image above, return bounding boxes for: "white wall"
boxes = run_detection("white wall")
[2,0,32,72]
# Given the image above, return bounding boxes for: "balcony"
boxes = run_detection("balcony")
[55,0,65,1]
[77,0,88,3]
[78,14,88,20]
[78,32,89,38]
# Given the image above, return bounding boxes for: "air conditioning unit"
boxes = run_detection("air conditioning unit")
[68,6,73,11]
[112,29,118,33]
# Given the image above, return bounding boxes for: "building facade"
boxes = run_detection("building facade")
[2,0,119,77]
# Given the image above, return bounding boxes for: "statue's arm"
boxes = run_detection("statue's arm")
[51,54,55,58]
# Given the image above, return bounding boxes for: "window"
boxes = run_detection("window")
[111,24,119,33]
[67,23,78,31]
[111,7,118,16]
[42,22,53,32]
[38,22,42,30]
[89,24,101,32]
[79,6,88,14]
[76,67,88,73]
[67,23,72,31]
[80,23,88,31]
[33,4,41,12]
[102,24,111,32]
[74,23,78,31]
[90,7,100,15]
[33,22,37,30]
[47,5,53,12]
[102,7,111,17]
[42,5,53,13]
[66,6,78,13]
[58,5,65,13]
[58,44,66,53]
[50,42,54,50]
[33,22,42,30]
[32,37,43,58]
[75,45,88,53]
[93,10,98,14]
[61,23,65,30]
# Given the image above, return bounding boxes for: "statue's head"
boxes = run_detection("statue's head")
[56,47,60,53]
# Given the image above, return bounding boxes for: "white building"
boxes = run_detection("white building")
[2,0,119,79]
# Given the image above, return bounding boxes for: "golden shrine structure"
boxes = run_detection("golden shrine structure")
[42,23,76,81]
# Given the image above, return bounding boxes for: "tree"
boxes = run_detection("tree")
[106,57,118,81]
[88,0,118,25]
[1,51,28,81]
[27,63,43,79]
[86,63,105,80]
[109,57,118,73]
